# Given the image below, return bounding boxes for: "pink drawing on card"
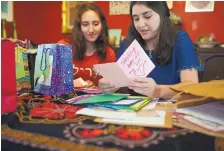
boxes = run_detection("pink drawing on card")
[129,60,146,76]
[119,45,148,77]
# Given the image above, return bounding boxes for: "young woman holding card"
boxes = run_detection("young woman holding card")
[99,1,203,98]
[59,2,116,87]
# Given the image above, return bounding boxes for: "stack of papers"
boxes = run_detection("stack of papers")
[76,108,172,128]
[66,94,150,112]
[175,101,224,132]
[90,96,150,112]
[65,93,172,128]
[182,115,224,132]
[176,101,224,126]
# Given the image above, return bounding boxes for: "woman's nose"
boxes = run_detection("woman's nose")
[88,25,94,33]
[138,18,146,27]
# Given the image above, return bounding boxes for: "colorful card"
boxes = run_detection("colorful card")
[94,96,150,111]
[15,47,25,79]
[78,88,103,94]
[99,98,144,106]
[73,93,129,105]
[112,98,143,106]
[66,94,94,104]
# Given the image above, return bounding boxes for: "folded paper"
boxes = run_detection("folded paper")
[170,80,224,108]
[94,39,155,88]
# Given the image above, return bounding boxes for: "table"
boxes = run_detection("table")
[1,92,215,151]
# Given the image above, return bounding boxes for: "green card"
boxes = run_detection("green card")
[73,94,129,105]
[95,96,150,111]
[16,50,25,79]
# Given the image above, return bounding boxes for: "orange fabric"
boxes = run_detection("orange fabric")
[58,39,116,86]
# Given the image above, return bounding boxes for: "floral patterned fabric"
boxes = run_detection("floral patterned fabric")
[1,92,215,151]
[30,102,81,119]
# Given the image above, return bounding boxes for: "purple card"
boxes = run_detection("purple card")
[75,88,103,94]
[66,94,93,104]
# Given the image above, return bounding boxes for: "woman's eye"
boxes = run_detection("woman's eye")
[82,24,88,27]
[144,16,151,19]
[133,18,139,21]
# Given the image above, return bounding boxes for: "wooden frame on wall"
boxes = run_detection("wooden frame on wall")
[109,1,130,15]
[62,1,92,33]
[109,1,173,16]
[185,1,215,12]
[1,1,13,22]
[62,1,80,33]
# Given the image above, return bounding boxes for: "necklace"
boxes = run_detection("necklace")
[145,45,153,59]
[147,50,152,59]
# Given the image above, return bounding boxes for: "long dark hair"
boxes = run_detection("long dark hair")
[127,1,176,65]
[72,2,109,60]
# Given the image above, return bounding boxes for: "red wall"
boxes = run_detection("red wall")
[95,1,131,37]
[172,1,224,43]
[4,1,224,44]
[13,1,62,43]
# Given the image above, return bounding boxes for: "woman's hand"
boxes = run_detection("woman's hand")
[128,77,158,97]
[98,78,116,94]
[92,67,99,78]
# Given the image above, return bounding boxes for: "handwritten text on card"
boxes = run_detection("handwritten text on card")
[117,39,155,77]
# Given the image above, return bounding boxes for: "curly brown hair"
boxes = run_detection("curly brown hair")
[126,1,176,65]
[72,2,109,60]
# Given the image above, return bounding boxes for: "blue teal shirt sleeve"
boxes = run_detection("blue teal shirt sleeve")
[175,31,204,73]
[116,39,127,61]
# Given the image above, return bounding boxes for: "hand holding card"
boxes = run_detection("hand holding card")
[94,40,155,88]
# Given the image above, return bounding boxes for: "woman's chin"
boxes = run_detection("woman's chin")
[86,38,97,43]
[141,35,155,41]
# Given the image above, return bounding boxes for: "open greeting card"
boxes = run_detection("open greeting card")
[94,39,155,88]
